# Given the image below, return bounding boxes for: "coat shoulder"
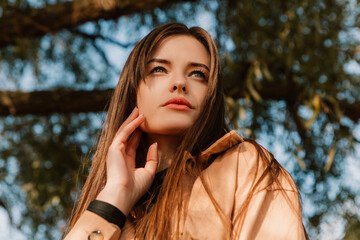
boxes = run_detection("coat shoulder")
[212,140,272,173]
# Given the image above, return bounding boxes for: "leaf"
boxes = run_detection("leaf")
[239,105,246,120]
[323,144,336,173]
[304,110,319,130]
[323,95,344,120]
[313,94,321,112]
[261,63,273,81]
[253,60,262,80]
[246,72,262,102]
[294,154,306,170]
[247,82,262,102]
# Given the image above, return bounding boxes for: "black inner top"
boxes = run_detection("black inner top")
[136,168,168,209]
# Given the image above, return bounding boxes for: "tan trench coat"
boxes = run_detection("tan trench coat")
[65,130,306,240]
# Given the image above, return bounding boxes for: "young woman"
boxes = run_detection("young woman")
[65,23,307,239]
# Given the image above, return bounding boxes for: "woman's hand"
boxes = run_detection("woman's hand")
[96,107,158,215]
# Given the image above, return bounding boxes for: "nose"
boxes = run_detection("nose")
[170,78,187,93]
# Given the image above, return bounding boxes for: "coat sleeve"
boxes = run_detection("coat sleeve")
[64,210,121,240]
[232,142,307,240]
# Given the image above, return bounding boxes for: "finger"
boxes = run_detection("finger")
[144,142,158,176]
[118,114,145,144]
[116,107,139,136]
[126,129,142,162]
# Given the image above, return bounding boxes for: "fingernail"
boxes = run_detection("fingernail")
[133,106,138,111]
[139,113,144,118]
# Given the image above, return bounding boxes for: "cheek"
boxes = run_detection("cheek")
[136,82,151,110]
[194,83,208,108]
[137,94,152,132]
[136,82,161,131]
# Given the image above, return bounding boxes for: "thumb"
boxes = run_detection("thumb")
[144,142,158,176]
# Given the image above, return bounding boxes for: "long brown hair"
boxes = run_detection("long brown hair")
[68,23,306,239]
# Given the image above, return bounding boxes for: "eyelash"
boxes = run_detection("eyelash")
[191,69,207,79]
[150,66,167,74]
[149,66,208,80]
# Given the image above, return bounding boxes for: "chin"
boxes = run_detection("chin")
[144,126,189,135]
[139,112,199,135]
[141,121,193,136]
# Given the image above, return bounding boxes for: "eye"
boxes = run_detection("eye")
[150,66,167,74]
[190,70,207,80]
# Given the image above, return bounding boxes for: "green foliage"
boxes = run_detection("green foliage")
[0,114,100,238]
[343,214,360,240]
[216,1,360,236]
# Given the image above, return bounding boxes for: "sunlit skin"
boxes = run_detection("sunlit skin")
[137,35,210,171]
[96,35,210,215]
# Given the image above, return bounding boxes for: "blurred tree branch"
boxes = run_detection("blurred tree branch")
[0,0,197,48]
[1,83,359,123]
[0,89,113,115]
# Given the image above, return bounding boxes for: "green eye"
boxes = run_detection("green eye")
[150,66,166,73]
[191,70,206,79]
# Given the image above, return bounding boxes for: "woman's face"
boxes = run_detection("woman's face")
[137,35,210,135]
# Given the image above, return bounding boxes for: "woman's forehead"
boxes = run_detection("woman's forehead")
[148,35,210,66]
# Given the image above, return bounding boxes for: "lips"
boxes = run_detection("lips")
[163,96,193,110]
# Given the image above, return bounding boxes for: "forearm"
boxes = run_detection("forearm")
[64,210,121,240]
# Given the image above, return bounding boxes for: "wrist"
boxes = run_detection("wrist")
[87,200,127,230]
[96,184,134,216]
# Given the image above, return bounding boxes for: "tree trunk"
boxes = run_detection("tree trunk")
[0,0,197,48]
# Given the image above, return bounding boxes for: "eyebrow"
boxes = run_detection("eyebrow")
[147,58,170,65]
[189,62,210,71]
[147,58,210,71]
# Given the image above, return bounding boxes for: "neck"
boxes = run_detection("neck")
[145,133,183,172]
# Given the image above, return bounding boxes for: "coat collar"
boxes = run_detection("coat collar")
[197,130,244,162]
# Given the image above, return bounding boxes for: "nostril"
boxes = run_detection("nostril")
[182,87,186,91]
[173,86,177,90]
